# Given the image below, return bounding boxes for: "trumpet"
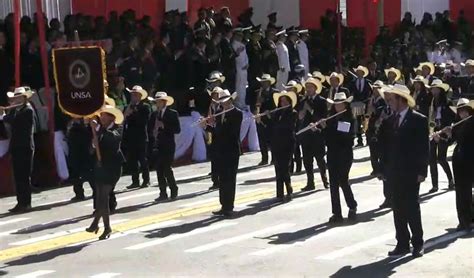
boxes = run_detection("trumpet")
[296,109,347,136]
[429,115,472,141]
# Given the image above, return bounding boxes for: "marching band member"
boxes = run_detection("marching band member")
[206,87,224,190]
[271,90,297,202]
[255,74,278,166]
[210,89,243,217]
[349,65,372,147]
[86,105,125,240]
[418,62,436,85]
[298,77,329,191]
[321,93,358,224]
[410,75,432,117]
[445,99,474,231]
[427,79,455,193]
[123,86,151,189]
[379,84,428,258]
[284,80,303,173]
[148,92,181,201]
[1,87,35,213]
[384,67,402,85]
[275,29,290,90]
[323,72,350,101]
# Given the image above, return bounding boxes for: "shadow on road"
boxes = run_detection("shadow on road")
[1,244,89,267]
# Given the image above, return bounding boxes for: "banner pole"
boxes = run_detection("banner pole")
[336,0,342,72]
[13,0,21,87]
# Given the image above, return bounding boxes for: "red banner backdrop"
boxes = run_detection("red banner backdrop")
[187,0,250,25]
[383,0,401,30]
[450,0,474,23]
[300,0,336,29]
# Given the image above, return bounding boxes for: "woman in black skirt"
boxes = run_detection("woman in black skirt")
[271,90,298,202]
[85,105,125,240]
[321,92,358,224]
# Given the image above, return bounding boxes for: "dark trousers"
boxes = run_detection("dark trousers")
[355,115,364,144]
[154,150,177,196]
[429,140,453,188]
[291,142,302,171]
[453,158,473,227]
[127,143,150,185]
[208,143,220,186]
[368,139,382,174]
[301,138,328,186]
[273,148,293,197]
[11,149,33,207]
[90,184,114,229]
[383,180,392,203]
[390,179,423,248]
[217,154,239,211]
[328,152,357,216]
[257,123,271,162]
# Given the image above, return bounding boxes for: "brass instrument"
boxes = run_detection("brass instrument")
[371,107,392,142]
[296,109,347,136]
[428,98,436,134]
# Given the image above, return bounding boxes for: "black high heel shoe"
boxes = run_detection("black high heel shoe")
[99,228,112,240]
[85,225,99,234]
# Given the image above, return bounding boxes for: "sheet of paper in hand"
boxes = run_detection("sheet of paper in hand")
[337,121,351,133]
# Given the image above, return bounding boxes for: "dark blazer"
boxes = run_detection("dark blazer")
[412,88,432,117]
[321,86,350,100]
[219,38,237,78]
[286,41,300,73]
[366,70,383,83]
[261,39,279,77]
[271,108,297,153]
[3,104,35,151]
[123,102,151,146]
[324,109,354,153]
[95,124,125,185]
[452,116,474,179]
[366,96,388,139]
[432,101,456,130]
[297,95,328,143]
[148,108,181,153]
[214,107,242,157]
[349,78,372,102]
[379,109,429,182]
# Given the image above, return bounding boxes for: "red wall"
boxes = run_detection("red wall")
[187,0,250,25]
[300,0,336,29]
[450,0,474,23]
[383,0,401,30]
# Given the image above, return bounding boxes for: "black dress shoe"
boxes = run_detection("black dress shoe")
[388,246,410,257]
[99,228,112,240]
[170,188,178,200]
[257,160,268,166]
[85,225,99,234]
[323,182,329,189]
[456,224,472,232]
[412,246,424,258]
[379,200,392,209]
[212,209,225,215]
[70,195,86,202]
[301,185,315,192]
[328,214,343,224]
[348,208,357,221]
[222,210,234,218]
[126,183,140,189]
[9,205,32,213]
[428,187,438,193]
[208,185,219,190]
[140,181,150,188]
[155,195,168,202]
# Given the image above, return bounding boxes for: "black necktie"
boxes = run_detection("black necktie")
[393,114,401,129]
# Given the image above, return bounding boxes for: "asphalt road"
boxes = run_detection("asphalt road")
[0,145,472,278]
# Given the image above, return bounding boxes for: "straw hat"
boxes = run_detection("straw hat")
[449,98,474,113]
[429,79,450,92]
[215,89,237,103]
[126,85,148,100]
[256,73,276,85]
[353,65,369,77]
[151,91,175,106]
[7,87,34,99]
[371,81,387,99]
[383,84,416,108]
[419,62,435,75]
[310,71,326,82]
[411,75,429,88]
[207,86,224,97]
[326,72,344,86]
[461,59,474,67]
[326,92,353,104]
[283,80,303,94]
[413,66,422,73]
[206,71,226,83]
[104,95,116,107]
[273,90,297,108]
[100,105,124,124]
[384,67,402,81]
[303,78,323,94]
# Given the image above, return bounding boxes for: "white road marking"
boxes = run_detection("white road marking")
[283,197,329,210]
[108,220,183,240]
[89,273,121,278]
[84,191,159,207]
[125,222,238,250]
[316,232,394,260]
[14,270,55,278]
[0,228,20,238]
[178,188,265,208]
[10,219,129,246]
[185,223,295,253]
[0,217,30,226]
[237,167,273,178]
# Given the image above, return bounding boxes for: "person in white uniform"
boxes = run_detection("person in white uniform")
[232,27,250,110]
[297,29,310,77]
[275,29,290,90]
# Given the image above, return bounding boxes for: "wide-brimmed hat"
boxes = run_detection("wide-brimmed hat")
[273,90,297,108]
[419,62,435,75]
[383,84,416,108]
[461,59,474,67]
[207,86,224,97]
[104,95,116,106]
[256,73,276,85]
[7,87,34,99]
[303,78,323,94]
[326,72,344,86]
[151,91,175,106]
[100,105,124,124]
[413,66,422,73]
[411,75,429,88]
[283,80,303,94]
[353,65,369,77]
[206,71,226,83]
[384,67,402,81]
[326,92,353,104]
[429,79,450,92]
[310,71,326,82]
[371,81,386,99]
[215,89,237,103]
[449,98,474,113]
[126,85,148,100]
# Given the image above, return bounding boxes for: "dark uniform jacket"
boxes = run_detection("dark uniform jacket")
[321,86,350,100]
[213,107,242,157]
[95,124,125,185]
[123,102,151,147]
[324,109,354,157]
[412,88,432,117]
[297,95,328,144]
[3,104,35,152]
[271,108,297,154]
[148,108,181,154]
[452,116,474,180]
[261,39,279,78]
[349,78,372,103]
[366,96,389,140]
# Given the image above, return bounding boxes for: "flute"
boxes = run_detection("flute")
[244,105,291,122]
[0,103,24,111]
[191,107,235,127]
[296,109,347,136]
[429,115,472,140]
